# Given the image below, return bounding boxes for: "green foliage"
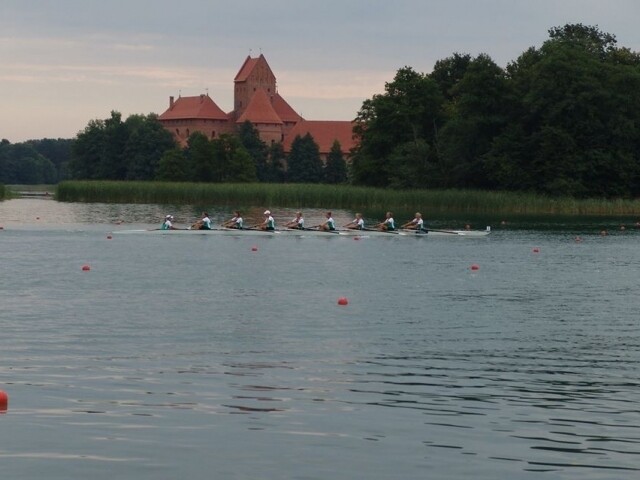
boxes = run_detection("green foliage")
[237,121,269,181]
[69,111,177,181]
[287,133,323,183]
[350,67,445,187]
[324,140,347,184]
[352,23,640,199]
[0,140,58,184]
[156,148,188,181]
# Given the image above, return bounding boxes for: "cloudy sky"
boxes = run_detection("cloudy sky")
[1,0,638,142]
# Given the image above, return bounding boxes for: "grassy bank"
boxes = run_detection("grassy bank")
[0,184,5,200]
[56,181,640,215]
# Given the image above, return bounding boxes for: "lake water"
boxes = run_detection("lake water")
[1,198,639,479]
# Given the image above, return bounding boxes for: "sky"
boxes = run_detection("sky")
[1,0,639,142]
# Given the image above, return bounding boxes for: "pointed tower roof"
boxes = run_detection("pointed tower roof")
[234,54,274,83]
[271,93,303,123]
[159,94,228,121]
[236,88,283,124]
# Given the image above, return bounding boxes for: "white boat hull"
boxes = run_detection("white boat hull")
[112,227,491,237]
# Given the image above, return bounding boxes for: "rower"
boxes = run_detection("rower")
[401,212,425,231]
[284,211,304,229]
[376,211,395,231]
[344,213,365,230]
[161,215,177,230]
[260,210,275,231]
[192,212,212,230]
[318,211,336,231]
[223,211,243,229]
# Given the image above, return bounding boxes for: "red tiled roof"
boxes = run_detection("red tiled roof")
[271,93,302,123]
[234,56,259,82]
[159,95,228,121]
[283,120,356,154]
[236,88,283,125]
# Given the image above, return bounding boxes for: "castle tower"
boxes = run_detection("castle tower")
[233,54,277,119]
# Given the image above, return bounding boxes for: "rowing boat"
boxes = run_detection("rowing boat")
[112,226,491,237]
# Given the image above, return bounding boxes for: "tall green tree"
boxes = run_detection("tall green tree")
[324,140,347,184]
[237,121,269,181]
[125,114,176,180]
[351,67,445,187]
[486,24,640,197]
[266,142,286,182]
[156,148,188,181]
[211,134,257,182]
[437,54,509,188]
[286,133,323,183]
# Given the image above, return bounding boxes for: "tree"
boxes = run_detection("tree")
[266,142,286,182]
[185,132,214,182]
[437,54,509,188]
[125,114,176,180]
[486,24,640,196]
[211,134,257,182]
[237,121,269,181]
[350,67,445,187]
[156,148,188,181]
[286,133,323,183]
[0,141,57,184]
[324,140,347,183]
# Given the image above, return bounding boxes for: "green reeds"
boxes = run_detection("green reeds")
[56,181,640,215]
[0,184,5,200]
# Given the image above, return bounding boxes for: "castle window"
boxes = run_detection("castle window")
[176,129,180,136]
[211,131,216,138]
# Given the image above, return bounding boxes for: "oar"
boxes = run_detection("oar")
[362,227,400,235]
[424,228,461,235]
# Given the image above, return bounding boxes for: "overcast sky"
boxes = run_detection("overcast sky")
[1,0,638,142]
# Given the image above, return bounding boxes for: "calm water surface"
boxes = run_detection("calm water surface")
[1,198,639,479]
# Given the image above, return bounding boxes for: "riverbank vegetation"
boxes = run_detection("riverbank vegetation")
[0,184,5,200]
[6,24,640,204]
[56,181,640,215]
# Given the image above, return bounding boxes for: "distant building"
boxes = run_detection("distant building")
[158,54,356,161]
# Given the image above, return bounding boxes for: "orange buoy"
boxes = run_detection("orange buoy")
[106,234,113,239]
[470,264,480,271]
[81,264,91,271]
[353,236,361,241]
[251,245,258,252]
[337,297,349,306]
[532,247,540,253]
[0,390,8,411]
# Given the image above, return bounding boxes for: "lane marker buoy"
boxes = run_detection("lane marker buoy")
[470,264,480,271]
[337,297,349,306]
[82,264,91,271]
[0,390,8,411]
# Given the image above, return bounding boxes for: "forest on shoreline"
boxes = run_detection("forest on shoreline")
[3,24,640,201]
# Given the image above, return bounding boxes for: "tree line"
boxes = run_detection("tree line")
[68,112,348,184]
[351,23,640,198]
[4,24,639,198]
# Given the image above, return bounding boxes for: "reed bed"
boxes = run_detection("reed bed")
[55,181,640,215]
[0,184,5,200]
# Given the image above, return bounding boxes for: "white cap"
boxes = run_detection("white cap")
[264,210,271,215]
[165,215,172,219]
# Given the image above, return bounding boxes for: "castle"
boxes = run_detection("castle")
[158,54,356,160]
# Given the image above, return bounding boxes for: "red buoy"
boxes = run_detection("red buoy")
[532,247,540,253]
[106,234,113,240]
[251,245,258,252]
[0,390,8,412]
[353,236,361,241]
[470,264,480,271]
[337,297,349,306]
[82,264,91,271]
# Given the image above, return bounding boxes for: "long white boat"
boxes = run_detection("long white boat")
[113,226,491,237]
